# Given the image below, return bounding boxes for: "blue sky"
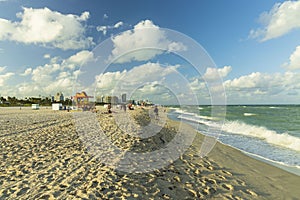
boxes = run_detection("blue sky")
[1,0,300,104]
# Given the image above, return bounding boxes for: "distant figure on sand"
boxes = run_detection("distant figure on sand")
[108,104,112,113]
[154,105,159,119]
[128,103,134,110]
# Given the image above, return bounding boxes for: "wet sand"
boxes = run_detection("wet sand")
[0,107,299,199]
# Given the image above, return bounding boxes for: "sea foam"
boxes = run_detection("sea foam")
[177,111,300,152]
[243,113,256,116]
[222,121,300,152]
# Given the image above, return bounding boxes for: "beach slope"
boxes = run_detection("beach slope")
[0,107,299,199]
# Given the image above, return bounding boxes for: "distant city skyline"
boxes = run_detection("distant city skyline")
[1,1,300,104]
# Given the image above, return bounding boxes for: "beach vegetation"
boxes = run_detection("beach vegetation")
[0,95,72,107]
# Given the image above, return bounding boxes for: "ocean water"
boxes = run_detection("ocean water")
[168,105,300,176]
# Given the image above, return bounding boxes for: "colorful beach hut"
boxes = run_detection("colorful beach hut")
[73,91,93,108]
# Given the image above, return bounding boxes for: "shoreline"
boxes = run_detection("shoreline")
[169,106,300,198]
[1,107,299,199]
[196,131,300,177]
[207,139,300,199]
[167,107,300,177]
[244,151,300,176]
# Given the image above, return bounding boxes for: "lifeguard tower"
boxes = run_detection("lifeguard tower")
[73,91,94,110]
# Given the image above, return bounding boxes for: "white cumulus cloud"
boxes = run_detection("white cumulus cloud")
[91,62,204,104]
[0,7,94,50]
[96,21,124,36]
[21,67,32,76]
[60,50,94,70]
[96,26,108,35]
[95,62,178,91]
[0,72,14,87]
[249,0,300,41]
[43,54,51,59]
[109,20,187,63]
[14,50,95,97]
[65,50,94,65]
[187,65,300,104]
[0,66,14,87]
[114,21,123,28]
[224,71,300,96]
[0,66,6,73]
[203,66,232,81]
[283,45,300,70]
[93,62,184,100]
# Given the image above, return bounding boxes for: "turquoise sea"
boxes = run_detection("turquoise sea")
[168,105,300,176]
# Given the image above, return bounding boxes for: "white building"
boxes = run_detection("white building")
[52,103,62,110]
[32,104,39,110]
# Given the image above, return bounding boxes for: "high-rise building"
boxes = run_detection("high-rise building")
[121,94,126,103]
[103,96,119,104]
[54,92,64,102]
[103,96,111,104]
[96,95,104,103]
[111,96,119,104]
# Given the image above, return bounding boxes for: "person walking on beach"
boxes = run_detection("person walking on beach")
[154,105,159,120]
[108,103,112,113]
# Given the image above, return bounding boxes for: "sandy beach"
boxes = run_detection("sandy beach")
[0,106,299,199]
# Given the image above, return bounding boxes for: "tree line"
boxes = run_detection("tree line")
[0,96,72,107]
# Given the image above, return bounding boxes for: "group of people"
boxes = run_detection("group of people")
[106,104,161,120]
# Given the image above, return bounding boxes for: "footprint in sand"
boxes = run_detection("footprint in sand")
[202,187,210,195]
[204,177,217,185]
[225,194,243,200]
[235,179,246,186]
[222,183,234,191]
[215,173,226,180]
[221,170,232,176]
[244,189,258,197]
